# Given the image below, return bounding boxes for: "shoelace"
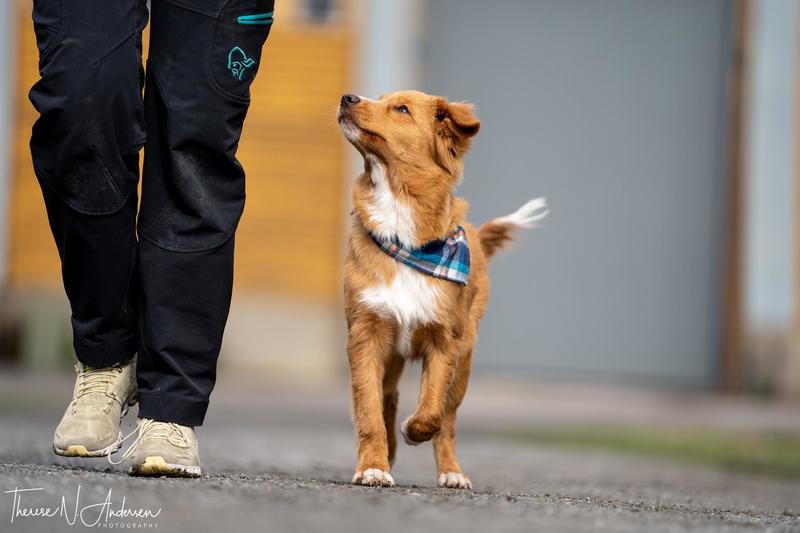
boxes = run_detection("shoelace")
[73,365,123,413]
[109,419,191,466]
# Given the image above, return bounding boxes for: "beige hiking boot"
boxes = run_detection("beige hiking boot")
[117,418,201,477]
[53,360,138,457]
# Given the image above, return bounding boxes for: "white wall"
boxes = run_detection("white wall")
[743,0,798,330]
[357,0,423,98]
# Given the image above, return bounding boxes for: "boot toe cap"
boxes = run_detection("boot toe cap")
[54,416,118,452]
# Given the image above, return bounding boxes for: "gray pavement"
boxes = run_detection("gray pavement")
[0,368,799,532]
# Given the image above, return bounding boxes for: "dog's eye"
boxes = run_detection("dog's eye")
[395,105,410,114]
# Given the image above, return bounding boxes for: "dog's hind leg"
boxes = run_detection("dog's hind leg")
[433,346,473,490]
[383,354,405,466]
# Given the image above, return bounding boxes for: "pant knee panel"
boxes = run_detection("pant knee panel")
[138,0,273,251]
[30,0,146,215]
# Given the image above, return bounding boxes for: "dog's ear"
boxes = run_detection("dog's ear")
[436,100,481,138]
[434,98,480,178]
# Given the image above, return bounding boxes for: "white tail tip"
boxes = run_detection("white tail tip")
[494,197,549,229]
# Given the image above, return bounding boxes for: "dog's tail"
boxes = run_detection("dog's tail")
[478,197,548,260]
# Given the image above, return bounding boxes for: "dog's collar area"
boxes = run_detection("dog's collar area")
[370,226,470,285]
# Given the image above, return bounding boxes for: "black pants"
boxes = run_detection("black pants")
[30,0,274,426]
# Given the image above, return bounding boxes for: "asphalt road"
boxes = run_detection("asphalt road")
[1,371,798,533]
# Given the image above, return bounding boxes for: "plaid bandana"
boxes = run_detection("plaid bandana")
[372,226,471,285]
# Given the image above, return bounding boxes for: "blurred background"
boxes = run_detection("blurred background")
[1,0,800,490]
[0,4,800,532]
[1,0,798,394]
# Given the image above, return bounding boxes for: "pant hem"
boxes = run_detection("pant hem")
[74,335,138,368]
[137,391,209,426]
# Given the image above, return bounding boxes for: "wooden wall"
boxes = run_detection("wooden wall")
[8,0,354,302]
[8,3,56,290]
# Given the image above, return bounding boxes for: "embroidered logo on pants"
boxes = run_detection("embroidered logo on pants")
[227,47,256,80]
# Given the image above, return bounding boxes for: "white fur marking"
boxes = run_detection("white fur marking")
[494,197,549,229]
[353,468,395,487]
[360,265,441,358]
[340,121,361,144]
[438,472,472,490]
[365,155,417,248]
[400,417,421,446]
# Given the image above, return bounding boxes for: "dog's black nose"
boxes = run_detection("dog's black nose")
[341,94,361,107]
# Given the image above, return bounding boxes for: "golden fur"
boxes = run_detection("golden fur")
[338,90,539,489]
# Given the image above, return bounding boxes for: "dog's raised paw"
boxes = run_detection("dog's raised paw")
[400,418,421,446]
[438,472,472,490]
[352,468,395,487]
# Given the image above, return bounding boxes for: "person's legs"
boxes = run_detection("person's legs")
[30,0,148,365]
[29,0,148,456]
[136,0,274,428]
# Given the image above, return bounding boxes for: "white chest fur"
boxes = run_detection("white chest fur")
[359,265,441,358]
[364,154,417,248]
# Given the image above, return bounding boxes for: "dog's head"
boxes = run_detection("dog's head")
[337,90,480,180]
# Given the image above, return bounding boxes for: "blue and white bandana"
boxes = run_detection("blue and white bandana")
[372,226,471,285]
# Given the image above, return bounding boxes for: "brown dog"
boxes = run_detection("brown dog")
[337,90,547,489]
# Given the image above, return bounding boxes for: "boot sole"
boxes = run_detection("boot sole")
[53,395,138,458]
[129,456,202,478]
[53,433,124,458]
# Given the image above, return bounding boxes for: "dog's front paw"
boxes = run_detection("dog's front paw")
[401,415,441,446]
[400,418,420,446]
[438,472,472,490]
[352,468,395,487]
